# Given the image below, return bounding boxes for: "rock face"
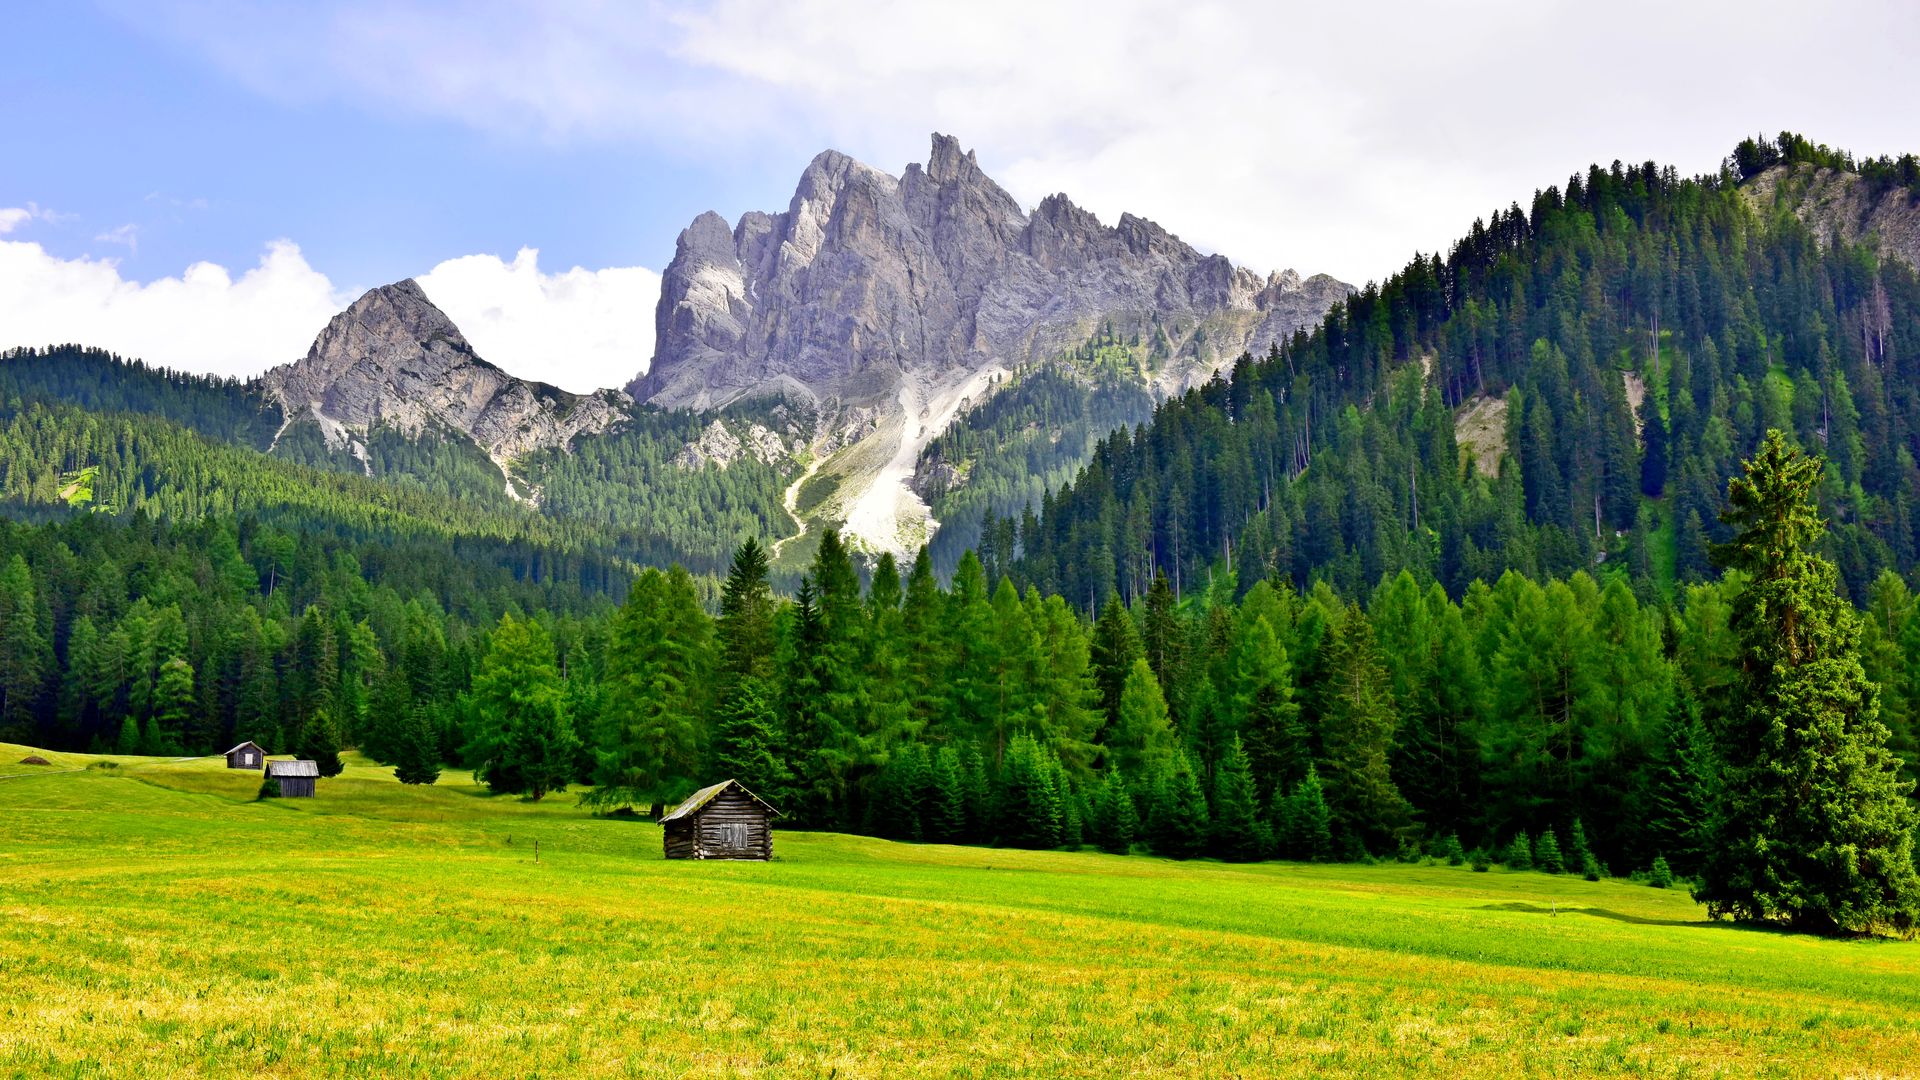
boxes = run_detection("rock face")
[634,134,1350,554]
[263,280,628,469]
[637,133,1348,411]
[1744,164,1920,273]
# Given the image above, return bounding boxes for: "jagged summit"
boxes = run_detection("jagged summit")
[633,133,1348,412]
[631,133,1349,555]
[262,280,627,478]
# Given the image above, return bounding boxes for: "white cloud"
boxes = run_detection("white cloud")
[0,236,655,391]
[0,238,348,378]
[416,249,658,394]
[108,0,1920,284]
[0,208,31,235]
[94,224,141,252]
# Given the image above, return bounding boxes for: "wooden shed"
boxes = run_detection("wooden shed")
[661,779,779,860]
[265,759,319,798]
[225,741,265,769]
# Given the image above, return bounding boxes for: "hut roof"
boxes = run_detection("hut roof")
[659,779,781,823]
[266,760,320,778]
[225,741,263,755]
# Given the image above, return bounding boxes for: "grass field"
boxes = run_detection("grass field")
[2,745,1918,1077]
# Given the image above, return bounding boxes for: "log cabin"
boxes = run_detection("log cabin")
[660,779,779,860]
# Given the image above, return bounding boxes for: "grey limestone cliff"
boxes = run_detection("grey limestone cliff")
[262,280,628,473]
[636,134,1348,412]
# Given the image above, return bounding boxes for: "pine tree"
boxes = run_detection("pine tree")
[1091,592,1142,738]
[1504,831,1533,870]
[1696,432,1920,934]
[301,703,345,778]
[116,714,141,756]
[1280,766,1333,861]
[0,554,49,739]
[1145,751,1210,859]
[1209,736,1267,861]
[1650,855,1674,889]
[709,676,790,802]
[1440,833,1466,866]
[1089,769,1138,854]
[1535,827,1565,874]
[996,734,1064,849]
[392,705,441,785]
[928,747,969,844]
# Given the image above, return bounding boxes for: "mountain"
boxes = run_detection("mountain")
[261,279,629,495]
[635,134,1350,556]
[1001,135,1920,607]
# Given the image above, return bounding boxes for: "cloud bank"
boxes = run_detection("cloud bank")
[112,0,1920,284]
[0,224,657,392]
[416,250,659,395]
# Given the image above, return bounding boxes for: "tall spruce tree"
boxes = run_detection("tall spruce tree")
[1696,432,1920,935]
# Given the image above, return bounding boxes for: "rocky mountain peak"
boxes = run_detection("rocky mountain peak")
[633,133,1352,555]
[262,280,628,478]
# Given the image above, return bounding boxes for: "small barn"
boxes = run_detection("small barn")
[225,741,265,769]
[265,759,319,798]
[661,779,779,861]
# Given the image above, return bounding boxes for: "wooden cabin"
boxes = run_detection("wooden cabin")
[224,741,265,769]
[264,759,319,798]
[661,779,779,860]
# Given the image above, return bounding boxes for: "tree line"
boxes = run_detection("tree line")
[8,433,1910,931]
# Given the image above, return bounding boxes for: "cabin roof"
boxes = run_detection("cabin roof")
[266,760,319,778]
[659,779,781,823]
[225,741,263,755]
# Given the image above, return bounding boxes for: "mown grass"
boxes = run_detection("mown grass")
[2,744,1917,1077]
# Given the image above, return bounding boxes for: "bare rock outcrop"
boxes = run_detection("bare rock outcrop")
[1744,164,1920,273]
[634,133,1351,412]
[263,280,628,465]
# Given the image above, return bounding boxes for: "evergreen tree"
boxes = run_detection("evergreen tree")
[1089,768,1139,855]
[1696,432,1920,935]
[392,705,442,785]
[0,554,48,739]
[116,714,141,756]
[1109,658,1176,777]
[301,703,345,778]
[1144,750,1210,859]
[1504,831,1533,870]
[1209,736,1267,861]
[1279,766,1333,861]
[708,676,790,801]
[1091,592,1142,738]
[1317,604,1415,852]
[1535,826,1565,874]
[464,614,577,800]
[149,657,195,756]
[591,567,712,812]
[1650,855,1674,889]
[996,733,1064,848]
[927,747,969,843]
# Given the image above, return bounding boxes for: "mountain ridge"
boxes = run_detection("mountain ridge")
[634,133,1351,555]
[260,279,630,494]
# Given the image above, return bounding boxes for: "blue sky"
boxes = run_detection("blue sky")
[4,1,1918,391]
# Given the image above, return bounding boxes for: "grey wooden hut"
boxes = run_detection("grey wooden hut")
[224,741,265,769]
[264,759,319,798]
[660,780,779,860]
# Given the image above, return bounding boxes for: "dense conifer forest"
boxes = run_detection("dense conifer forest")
[2,134,1918,932]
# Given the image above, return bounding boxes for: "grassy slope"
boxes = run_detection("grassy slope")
[2,746,1917,1078]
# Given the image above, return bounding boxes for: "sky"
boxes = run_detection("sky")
[3,1,1918,393]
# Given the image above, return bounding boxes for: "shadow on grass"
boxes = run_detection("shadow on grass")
[1476,901,1711,928]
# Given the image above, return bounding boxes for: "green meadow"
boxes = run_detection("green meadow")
[2,745,1916,1078]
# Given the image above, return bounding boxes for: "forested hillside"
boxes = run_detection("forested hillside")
[1003,134,1920,606]
[0,346,795,577]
